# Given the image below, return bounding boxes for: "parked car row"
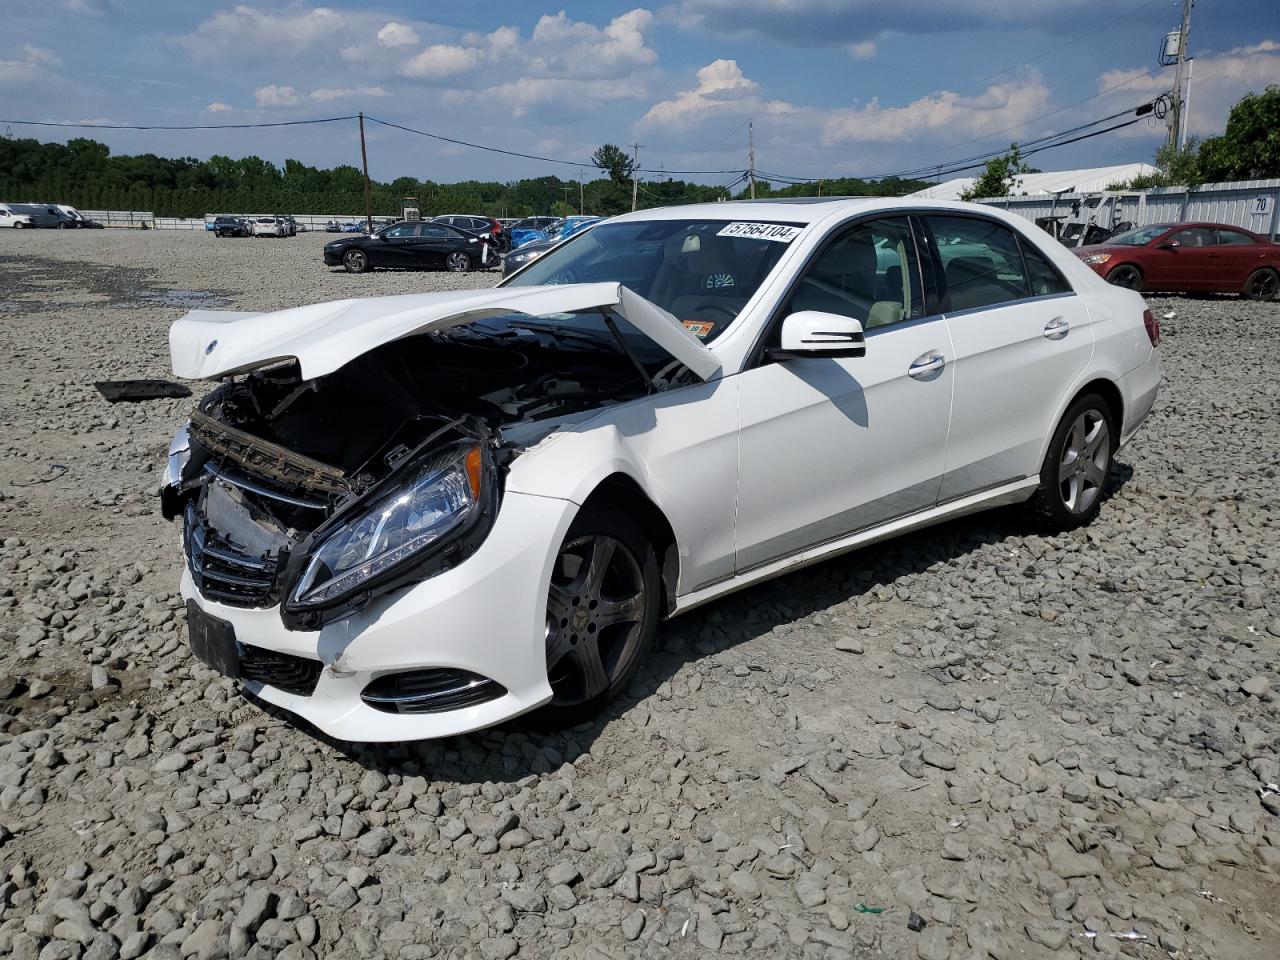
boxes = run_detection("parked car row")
[1074,221,1280,300]
[0,202,103,229]
[502,216,603,276]
[210,215,298,237]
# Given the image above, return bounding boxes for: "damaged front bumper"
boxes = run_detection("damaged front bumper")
[180,489,576,741]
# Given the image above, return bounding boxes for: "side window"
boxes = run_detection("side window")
[1216,229,1255,245]
[784,217,923,331]
[926,215,1030,311]
[384,224,416,238]
[420,226,450,239]
[1169,227,1215,247]
[1018,238,1072,296]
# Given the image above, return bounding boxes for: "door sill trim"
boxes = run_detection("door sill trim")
[675,476,1038,616]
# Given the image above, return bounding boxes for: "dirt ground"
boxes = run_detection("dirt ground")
[0,228,1277,960]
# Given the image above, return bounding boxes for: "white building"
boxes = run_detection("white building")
[906,163,1160,201]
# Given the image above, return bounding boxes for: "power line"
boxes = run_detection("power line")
[0,115,357,131]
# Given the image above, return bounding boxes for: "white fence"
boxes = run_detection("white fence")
[976,178,1280,240]
[80,210,155,228]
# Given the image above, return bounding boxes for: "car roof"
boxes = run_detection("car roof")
[601,197,989,226]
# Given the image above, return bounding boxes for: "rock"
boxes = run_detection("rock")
[356,827,394,858]
[479,937,518,960]
[1025,922,1068,950]
[835,637,864,654]
[622,910,646,941]
[233,889,276,932]
[1241,675,1270,697]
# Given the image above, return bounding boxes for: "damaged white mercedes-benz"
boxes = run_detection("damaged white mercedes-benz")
[161,199,1160,741]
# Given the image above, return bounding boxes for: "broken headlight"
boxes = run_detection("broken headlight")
[290,444,484,607]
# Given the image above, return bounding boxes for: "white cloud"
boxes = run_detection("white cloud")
[523,8,657,79]
[180,5,347,60]
[848,40,876,60]
[254,84,300,108]
[403,44,484,80]
[484,77,647,119]
[377,22,419,47]
[0,45,58,86]
[309,85,388,102]
[205,101,233,113]
[822,75,1052,144]
[641,59,759,126]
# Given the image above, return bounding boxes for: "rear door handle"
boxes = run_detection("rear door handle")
[1043,316,1069,340]
[908,352,945,380]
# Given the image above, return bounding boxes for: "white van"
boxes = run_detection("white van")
[0,204,35,229]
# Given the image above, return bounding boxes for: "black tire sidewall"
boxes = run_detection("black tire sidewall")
[538,504,660,723]
[1031,393,1116,531]
[344,250,367,273]
[1106,265,1141,290]
[1244,268,1278,301]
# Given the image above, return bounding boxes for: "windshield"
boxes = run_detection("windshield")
[1107,224,1174,246]
[503,218,801,343]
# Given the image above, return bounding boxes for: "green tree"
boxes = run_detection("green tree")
[960,144,1032,200]
[591,144,634,183]
[1198,84,1280,181]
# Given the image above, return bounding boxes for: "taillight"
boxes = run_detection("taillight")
[1142,308,1160,347]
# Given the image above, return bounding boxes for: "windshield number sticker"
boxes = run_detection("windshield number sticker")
[717,222,802,243]
[683,321,714,339]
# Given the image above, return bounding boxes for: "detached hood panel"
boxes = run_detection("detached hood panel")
[169,283,721,382]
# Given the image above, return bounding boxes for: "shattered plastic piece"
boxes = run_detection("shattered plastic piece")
[1259,782,1280,800]
[10,464,68,487]
[1080,928,1149,942]
[95,379,193,402]
[1197,890,1231,905]
[854,903,885,915]
[907,911,927,932]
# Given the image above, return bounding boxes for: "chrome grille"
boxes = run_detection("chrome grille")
[361,669,506,715]
[184,504,281,608]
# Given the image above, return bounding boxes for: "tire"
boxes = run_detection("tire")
[1105,264,1142,291]
[537,505,659,725]
[343,249,369,274]
[56,222,65,230]
[1027,393,1116,532]
[1243,267,1279,302]
[446,251,471,273]
[12,222,24,230]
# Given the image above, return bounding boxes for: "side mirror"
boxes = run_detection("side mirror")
[1157,240,1179,250]
[771,311,865,360]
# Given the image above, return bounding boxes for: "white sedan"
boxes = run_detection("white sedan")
[161,198,1159,741]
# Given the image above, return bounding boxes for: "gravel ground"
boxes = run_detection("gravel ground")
[1,228,1278,960]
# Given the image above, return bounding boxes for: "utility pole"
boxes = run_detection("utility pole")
[748,119,756,199]
[358,112,373,234]
[1167,0,1194,152]
[578,168,584,214]
[561,184,572,209]
[630,142,642,212]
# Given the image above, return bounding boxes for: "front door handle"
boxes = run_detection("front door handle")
[908,352,945,380]
[1043,316,1070,340]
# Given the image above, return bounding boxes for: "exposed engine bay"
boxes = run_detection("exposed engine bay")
[166,316,687,629]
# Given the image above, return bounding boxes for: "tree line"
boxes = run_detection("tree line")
[0,134,926,218]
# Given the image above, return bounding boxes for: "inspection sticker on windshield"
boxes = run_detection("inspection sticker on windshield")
[717,222,802,243]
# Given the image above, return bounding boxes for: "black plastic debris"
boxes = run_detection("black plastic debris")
[907,912,927,932]
[95,380,192,403]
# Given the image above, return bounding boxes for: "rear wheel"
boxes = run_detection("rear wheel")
[1243,267,1279,301]
[539,506,658,723]
[1105,264,1142,290]
[1027,393,1116,532]
[343,249,369,273]
[446,251,471,273]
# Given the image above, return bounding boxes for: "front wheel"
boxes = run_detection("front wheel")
[1105,264,1142,290]
[1243,268,1279,301]
[12,222,24,230]
[1027,393,1116,532]
[446,251,471,272]
[539,506,659,724]
[343,249,369,273]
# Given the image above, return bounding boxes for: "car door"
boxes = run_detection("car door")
[374,222,419,267]
[1214,228,1270,289]
[734,216,954,571]
[923,214,1095,502]
[411,225,459,268]
[1144,226,1216,290]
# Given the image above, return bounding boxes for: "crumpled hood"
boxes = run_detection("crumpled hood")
[169,282,721,382]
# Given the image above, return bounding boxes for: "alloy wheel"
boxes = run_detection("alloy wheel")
[446,252,470,272]
[343,250,367,273]
[545,534,646,706]
[1247,270,1278,301]
[1058,410,1110,514]
[1107,265,1141,290]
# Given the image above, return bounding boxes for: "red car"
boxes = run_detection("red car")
[1073,221,1280,300]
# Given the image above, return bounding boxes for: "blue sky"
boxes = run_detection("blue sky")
[2,1,1276,186]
